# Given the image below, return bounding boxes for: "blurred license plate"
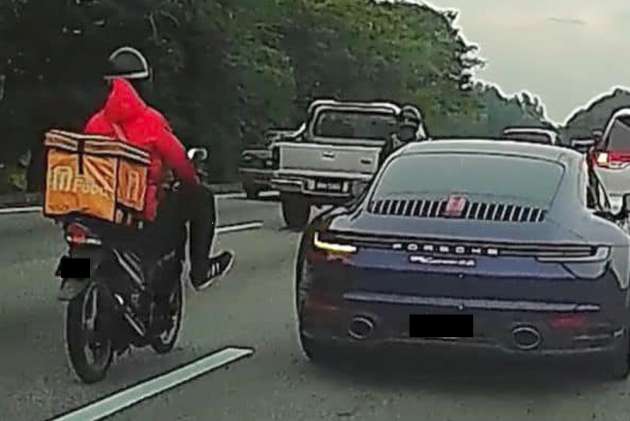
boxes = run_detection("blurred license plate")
[55,256,91,278]
[315,181,342,191]
[409,314,474,338]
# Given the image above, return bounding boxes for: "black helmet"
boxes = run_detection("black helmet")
[103,46,154,100]
[104,46,151,81]
[397,104,427,142]
[399,105,423,128]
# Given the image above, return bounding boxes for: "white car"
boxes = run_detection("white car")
[589,108,630,208]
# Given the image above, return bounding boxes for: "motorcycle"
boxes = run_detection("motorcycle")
[55,147,208,384]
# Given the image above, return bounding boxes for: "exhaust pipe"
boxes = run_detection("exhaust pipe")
[348,316,374,340]
[512,326,541,350]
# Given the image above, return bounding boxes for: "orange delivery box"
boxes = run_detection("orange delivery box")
[42,129,151,227]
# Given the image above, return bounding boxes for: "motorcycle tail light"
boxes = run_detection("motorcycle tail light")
[65,223,101,246]
[271,146,280,170]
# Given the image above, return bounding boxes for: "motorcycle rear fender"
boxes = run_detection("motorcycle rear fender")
[57,247,106,302]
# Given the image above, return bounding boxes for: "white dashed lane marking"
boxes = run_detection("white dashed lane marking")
[50,347,254,421]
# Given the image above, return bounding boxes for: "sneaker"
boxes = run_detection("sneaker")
[191,250,235,291]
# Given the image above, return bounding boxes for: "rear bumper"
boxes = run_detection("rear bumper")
[271,173,369,201]
[301,295,625,356]
[239,168,273,187]
[299,260,629,357]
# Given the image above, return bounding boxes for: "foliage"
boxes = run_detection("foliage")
[0,0,552,188]
[561,88,630,142]
[447,82,552,138]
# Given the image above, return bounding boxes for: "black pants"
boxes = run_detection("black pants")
[142,183,216,283]
[186,184,217,281]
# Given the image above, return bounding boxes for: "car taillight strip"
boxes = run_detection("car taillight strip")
[325,232,598,258]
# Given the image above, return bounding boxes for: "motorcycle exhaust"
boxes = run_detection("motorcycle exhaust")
[512,326,541,350]
[348,316,375,340]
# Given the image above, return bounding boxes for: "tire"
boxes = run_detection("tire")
[299,333,335,363]
[65,282,113,384]
[295,252,334,364]
[151,278,184,354]
[244,182,259,200]
[609,328,630,380]
[281,193,310,230]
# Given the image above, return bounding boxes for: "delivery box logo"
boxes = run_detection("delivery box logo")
[45,149,116,218]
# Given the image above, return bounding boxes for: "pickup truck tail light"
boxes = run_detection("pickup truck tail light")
[270,146,280,170]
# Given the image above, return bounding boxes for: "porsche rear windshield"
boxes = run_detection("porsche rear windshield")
[313,110,397,140]
[372,153,565,206]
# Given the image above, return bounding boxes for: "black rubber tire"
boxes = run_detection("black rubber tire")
[298,333,335,363]
[609,328,630,380]
[244,183,259,200]
[295,251,335,364]
[151,278,184,354]
[65,282,113,384]
[281,193,310,230]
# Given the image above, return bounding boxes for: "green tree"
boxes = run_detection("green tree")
[561,88,630,142]
[0,0,555,189]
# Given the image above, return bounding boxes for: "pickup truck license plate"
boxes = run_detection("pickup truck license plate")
[311,180,343,192]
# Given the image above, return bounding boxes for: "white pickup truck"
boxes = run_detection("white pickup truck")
[239,126,305,199]
[270,100,401,229]
[502,127,559,145]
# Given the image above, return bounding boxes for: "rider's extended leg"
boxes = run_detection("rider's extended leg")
[186,184,234,291]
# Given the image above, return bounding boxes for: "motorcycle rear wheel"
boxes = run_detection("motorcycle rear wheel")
[65,281,114,384]
[151,278,184,354]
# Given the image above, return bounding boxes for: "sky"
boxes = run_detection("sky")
[417,0,630,124]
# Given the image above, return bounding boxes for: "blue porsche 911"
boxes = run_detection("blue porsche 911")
[295,139,630,378]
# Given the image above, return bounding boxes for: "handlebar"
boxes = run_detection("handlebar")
[162,148,209,192]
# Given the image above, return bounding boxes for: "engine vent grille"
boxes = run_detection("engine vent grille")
[367,199,546,223]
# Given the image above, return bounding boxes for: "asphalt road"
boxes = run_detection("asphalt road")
[2,196,630,421]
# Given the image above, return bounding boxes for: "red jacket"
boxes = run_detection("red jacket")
[84,78,199,221]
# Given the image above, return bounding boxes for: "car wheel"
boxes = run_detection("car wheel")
[295,249,334,364]
[298,333,335,362]
[65,282,114,384]
[609,328,630,380]
[281,193,310,230]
